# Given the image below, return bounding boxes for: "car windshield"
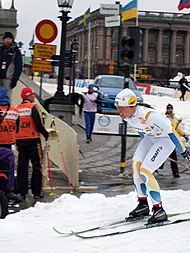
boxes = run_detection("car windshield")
[100,77,124,88]
[98,76,137,90]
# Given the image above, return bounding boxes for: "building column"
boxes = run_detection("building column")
[106,28,111,60]
[184,31,190,66]
[170,30,177,65]
[157,29,163,65]
[81,32,85,64]
[143,28,149,64]
[97,28,104,61]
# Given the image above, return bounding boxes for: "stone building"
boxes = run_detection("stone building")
[0,0,18,45]
[67,9,190,81]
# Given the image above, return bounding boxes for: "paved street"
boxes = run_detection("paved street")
[72,124,190,196]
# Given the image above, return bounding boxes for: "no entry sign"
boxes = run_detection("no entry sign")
[35,19,58,44]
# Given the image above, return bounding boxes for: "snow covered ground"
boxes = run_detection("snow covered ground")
[1,83,189,252]
[0,191,190,253]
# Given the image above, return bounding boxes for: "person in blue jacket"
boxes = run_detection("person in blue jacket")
[0,32,22,99]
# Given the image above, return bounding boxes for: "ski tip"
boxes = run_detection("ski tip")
[52,226,70,236]
[53,226,61,233]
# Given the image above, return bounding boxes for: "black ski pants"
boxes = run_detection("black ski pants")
[17,143,42,196]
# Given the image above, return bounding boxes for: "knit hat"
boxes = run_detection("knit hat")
[115,88,137,107]
[3,32,14,41]
[21,87,35,99]
[88,84,95,89]
[0,87,10,105]
[166,104,173,109]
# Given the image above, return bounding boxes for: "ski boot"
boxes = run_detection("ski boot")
[127,198,150,221]
[148,204,168,224]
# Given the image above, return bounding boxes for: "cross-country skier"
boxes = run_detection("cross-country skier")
[115,88,190,224]
[179,74,189,101]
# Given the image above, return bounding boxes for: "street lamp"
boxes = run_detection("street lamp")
[52,0,74,104]
[29,44,34,80]
[167,22,172,87]
[116,1,122,75]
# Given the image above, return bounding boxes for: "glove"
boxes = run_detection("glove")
[10,80,17,89]
[184,135,189,142]
[182,150,190,161]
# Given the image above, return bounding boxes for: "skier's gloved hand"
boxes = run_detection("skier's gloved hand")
[182,150,190,161]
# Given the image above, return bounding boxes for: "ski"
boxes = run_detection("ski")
[53,216,146,236]
[53,210,190,236]
[71,218,190,239]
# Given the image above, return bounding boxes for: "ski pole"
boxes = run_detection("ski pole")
[46,141,55,196]
[168,157,190,173]
[79,149,85,158]
[50,118,73,193]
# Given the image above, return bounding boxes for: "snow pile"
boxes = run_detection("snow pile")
[0,191,190,253]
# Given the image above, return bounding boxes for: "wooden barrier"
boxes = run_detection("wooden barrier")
[12,81,79,189]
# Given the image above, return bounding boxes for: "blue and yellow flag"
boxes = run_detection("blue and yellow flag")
[122,0,137,22]
[76,8,90,30]
[178,0,190,10]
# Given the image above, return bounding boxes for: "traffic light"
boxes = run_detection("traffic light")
[71,38,79,53]
[119,26,141,64]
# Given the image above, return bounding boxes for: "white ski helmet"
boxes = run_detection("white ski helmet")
[115,88,137,107]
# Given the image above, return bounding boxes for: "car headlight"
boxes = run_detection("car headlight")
[103,93,110,99]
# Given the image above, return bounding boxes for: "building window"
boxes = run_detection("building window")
[113,30,118,41]
[162,53,169,64]
[149,34,156,44]
[176,54,183,65]
[176,36,183,45]
[148,51,156,64]
[163,34,170,44]
[113,51,117,61]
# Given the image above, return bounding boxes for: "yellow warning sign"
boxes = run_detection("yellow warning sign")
[34,43,57,59]
[32,60,53,73]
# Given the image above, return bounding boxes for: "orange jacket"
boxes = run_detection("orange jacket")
[0,105,19,144]
[16,102,40,140]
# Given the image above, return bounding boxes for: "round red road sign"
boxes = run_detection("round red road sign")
[35,19,58,44]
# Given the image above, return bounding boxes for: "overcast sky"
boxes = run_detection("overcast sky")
[2,0,190,55]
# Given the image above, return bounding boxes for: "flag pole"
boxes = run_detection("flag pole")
[87,21,91,80]
[133,0,138,82]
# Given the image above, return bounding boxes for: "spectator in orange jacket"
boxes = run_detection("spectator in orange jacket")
[0,87,19,149]
[16,87,49,200]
